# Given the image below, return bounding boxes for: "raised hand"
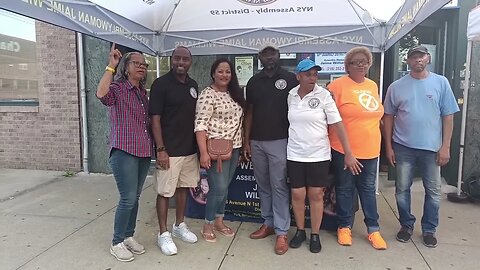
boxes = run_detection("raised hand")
[108,42,122,68]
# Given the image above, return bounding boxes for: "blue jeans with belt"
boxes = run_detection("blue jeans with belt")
[204,149,240,223]
[110,148,151,245]
[393,142,441,234]
[332,149,380,234]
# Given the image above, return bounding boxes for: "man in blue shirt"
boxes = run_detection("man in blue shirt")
[383,45,460,248]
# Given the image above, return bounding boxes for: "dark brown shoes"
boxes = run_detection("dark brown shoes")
[249,224,275,239]
[275,235,288,255]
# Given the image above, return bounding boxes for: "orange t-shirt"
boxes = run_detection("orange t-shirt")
[328,76,384,159]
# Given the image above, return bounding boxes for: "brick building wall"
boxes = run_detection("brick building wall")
[0,22,81,171]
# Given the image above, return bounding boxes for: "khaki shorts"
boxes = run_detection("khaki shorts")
[154,153,200,197]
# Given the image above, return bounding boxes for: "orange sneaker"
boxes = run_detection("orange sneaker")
[368,231,387,250]
[337,227,352,246]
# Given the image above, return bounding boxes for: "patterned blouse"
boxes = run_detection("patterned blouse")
[194,86,243,148]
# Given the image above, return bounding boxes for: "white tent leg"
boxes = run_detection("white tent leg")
[456,41,472,195]
[77,33,89,173]
[376,51,385,195]
[156,56,160,78]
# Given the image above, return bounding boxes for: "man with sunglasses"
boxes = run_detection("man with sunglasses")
[384,45,460,248]
[149,46,200,256]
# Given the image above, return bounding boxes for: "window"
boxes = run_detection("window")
[18,63,28,70]
[144,54,170,92]
[0,10,38,105]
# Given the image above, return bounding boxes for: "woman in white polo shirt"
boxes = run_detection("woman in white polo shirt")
[287,59,361,253]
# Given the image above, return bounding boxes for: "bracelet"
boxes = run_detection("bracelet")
[156,146,166,152]
[105,66,115,73]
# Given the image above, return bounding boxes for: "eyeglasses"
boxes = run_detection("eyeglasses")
[129,61,149,69]
[349,60,370,66]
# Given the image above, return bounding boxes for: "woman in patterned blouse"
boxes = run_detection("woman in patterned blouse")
[194,58,246,243]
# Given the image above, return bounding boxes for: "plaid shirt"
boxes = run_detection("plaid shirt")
[98,80,153,158]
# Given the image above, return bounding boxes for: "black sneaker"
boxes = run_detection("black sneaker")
[309,234,322,253]
[289,229,306,248]
[396,226,413,242]
[422,233,438,248]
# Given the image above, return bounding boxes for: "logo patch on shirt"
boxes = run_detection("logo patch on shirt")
[358,93,379,111]
[190,87,198,99]
[275,79,287,90]
[308,98,320,109]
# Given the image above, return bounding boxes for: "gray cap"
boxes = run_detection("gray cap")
[258,43,279,54]
[407,45,429,58]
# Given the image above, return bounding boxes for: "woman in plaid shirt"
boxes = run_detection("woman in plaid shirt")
[97,43,154,262]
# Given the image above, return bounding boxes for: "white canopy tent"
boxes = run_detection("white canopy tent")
[0,0,452,174]
[454,6,480,195]
[1,0,451,55]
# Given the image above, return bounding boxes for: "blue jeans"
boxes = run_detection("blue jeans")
[393,143,441,234]
[205,149,240,223]
[332,150,379,234]
[110,148,151,245]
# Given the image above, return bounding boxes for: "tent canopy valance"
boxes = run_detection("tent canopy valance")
[1,0,451,55]
[467,5,480,41]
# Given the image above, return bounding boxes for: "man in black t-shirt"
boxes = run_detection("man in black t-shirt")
[149,46,199,256]
[244,44,298,255]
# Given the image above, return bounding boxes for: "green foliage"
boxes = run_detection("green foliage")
[63,170,76,177]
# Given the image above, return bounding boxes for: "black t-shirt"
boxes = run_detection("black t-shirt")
[246,68,298,141]
[149,70,198,157]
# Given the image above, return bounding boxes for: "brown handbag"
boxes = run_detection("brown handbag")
[207,139,233,167]
[207,119,241,173]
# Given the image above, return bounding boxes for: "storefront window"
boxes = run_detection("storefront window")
[255,52,347,87]
[0,10,38,105]
[143,54,169,91]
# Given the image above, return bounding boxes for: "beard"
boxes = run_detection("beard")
[262,61,278,70]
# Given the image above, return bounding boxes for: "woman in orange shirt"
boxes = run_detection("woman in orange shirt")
[328,46,386,250]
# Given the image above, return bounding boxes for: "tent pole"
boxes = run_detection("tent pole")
[347,0,381,47]
[456,40,472,195]
[77,33,89,173]
[156,56,160,78]
[376,51,385,195]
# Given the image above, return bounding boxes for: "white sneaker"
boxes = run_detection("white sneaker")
[157,231,177,256]
[124,237,145,255]
[110,242,134,262]
[172,222,198,243]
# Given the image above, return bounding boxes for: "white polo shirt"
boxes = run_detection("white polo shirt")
[287,84,342,162]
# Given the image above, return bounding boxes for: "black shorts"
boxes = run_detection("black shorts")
[287,160,331,188]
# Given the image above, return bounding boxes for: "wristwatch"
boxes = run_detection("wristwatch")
[156,146,166,152]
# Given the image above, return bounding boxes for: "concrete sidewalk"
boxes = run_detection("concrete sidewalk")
[1,169,479,270]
